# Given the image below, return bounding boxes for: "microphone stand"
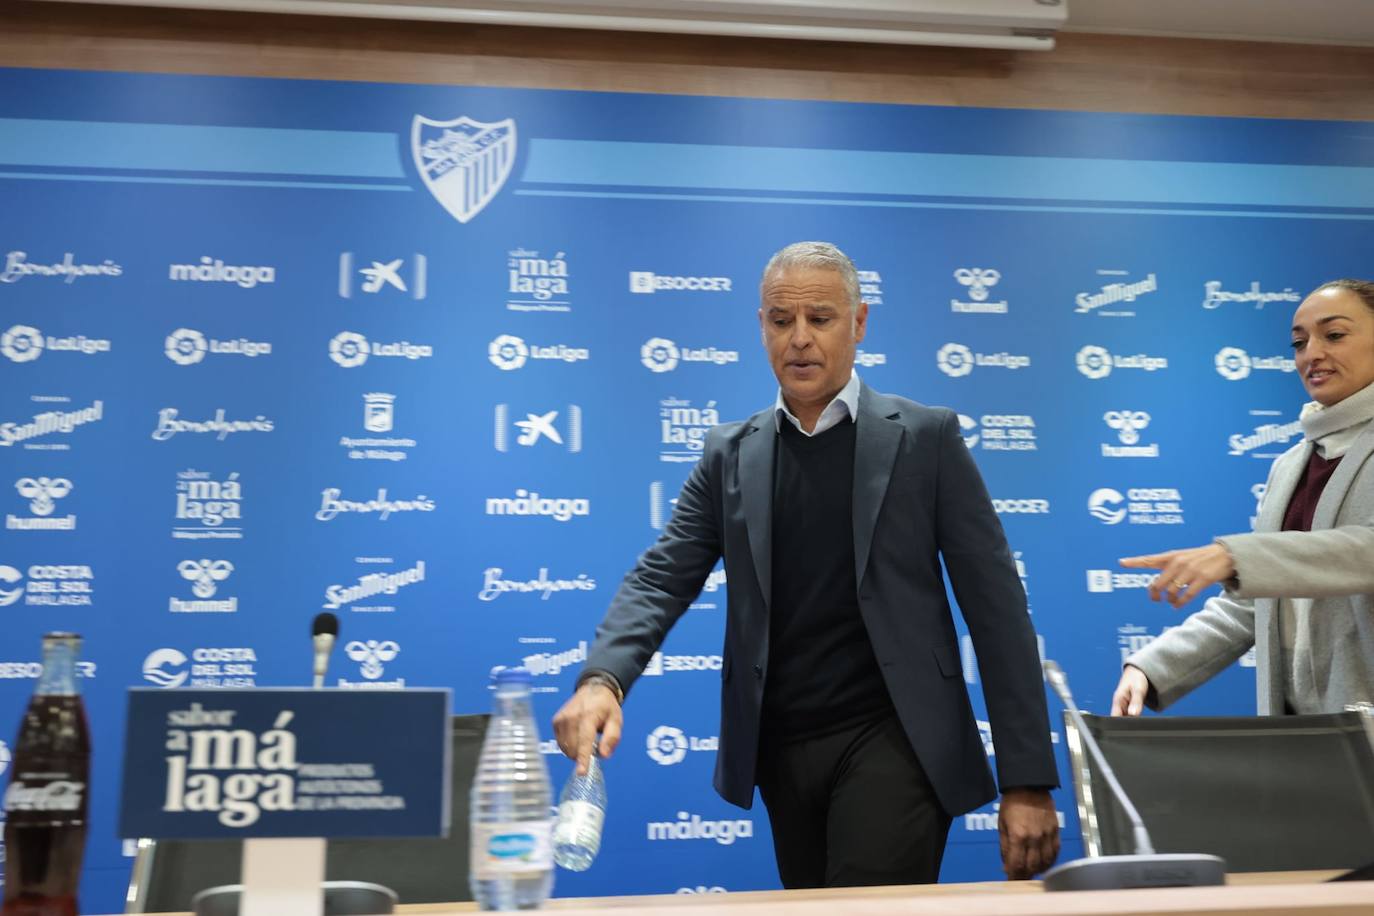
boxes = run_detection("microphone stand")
[1040,660,1226,891]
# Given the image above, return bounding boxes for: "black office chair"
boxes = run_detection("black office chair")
[1064,710,1374,872]
[125,714,488,913]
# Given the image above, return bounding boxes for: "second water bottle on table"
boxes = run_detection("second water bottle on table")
[470,667,554,911]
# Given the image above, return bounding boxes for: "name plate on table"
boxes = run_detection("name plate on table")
[119,688,450,839]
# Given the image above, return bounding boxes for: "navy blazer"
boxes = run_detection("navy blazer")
[585,383,1058,813]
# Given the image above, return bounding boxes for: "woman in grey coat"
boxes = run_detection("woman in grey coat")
[1114,278,1374,717]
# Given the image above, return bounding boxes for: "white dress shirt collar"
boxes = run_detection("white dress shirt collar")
[774,371,861,437]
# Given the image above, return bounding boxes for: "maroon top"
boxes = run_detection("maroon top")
[1282,449,1343,533]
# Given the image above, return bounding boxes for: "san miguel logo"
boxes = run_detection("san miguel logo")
[412,115,516,224]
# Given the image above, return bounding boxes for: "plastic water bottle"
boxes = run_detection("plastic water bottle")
[470,668,554,910]
[553,743,606,871]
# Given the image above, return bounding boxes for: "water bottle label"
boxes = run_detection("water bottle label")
[471,821,552,877]
[553,800,604,845]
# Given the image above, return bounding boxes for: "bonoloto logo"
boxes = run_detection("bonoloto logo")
[1215,347,1251,381]
[936,342,974,378]
[647,725,689,766]
[330,331,370,368]
[1087,488,1126,525]
[641,337,680,373]
[165,328,208,365]
[143,648,189,688]
[1076,345,1112,379]
[488,334,528,370]
[0,325,44,363]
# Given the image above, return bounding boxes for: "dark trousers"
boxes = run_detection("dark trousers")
[756,713,952,889]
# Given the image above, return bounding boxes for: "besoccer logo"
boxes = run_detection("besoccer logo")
[165,328,208,365]
[1215,347,1252,381]
[954,268,1000,302]
[178,559,233,598]
[346,639,400,680]
[0,566,23,607]
[0,325,44,363]
[330,332,370,368]
[647,725,689,766]
[488,334,529,371]
[1076,345,1112,379]
[1088,488,1127,525]
[936,343,974,378]
[143,648,189,689]
[641,338,680,373]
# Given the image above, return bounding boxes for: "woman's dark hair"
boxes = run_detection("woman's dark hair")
[1312,278,1374,313]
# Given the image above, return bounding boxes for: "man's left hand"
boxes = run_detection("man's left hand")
[998,788,1059,879]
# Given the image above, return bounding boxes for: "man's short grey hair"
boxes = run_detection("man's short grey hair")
[761,241,861,310]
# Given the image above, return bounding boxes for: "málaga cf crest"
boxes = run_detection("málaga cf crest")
[412,115,517,224]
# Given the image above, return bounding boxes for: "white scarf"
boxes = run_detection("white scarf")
[1299,378,1374,459]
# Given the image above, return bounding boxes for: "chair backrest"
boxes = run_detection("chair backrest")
[1065,711,1374,872]
[127,714,489,913]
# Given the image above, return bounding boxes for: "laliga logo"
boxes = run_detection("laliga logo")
[1215,347,1252,381]
[641,338,680,373]
[0,325,44,363]
[16,477,71,516]
[1104,410,1150,445]
[954,268,1000,302]
[0,565,23,607]
[178,559,233,598]
[488,334,528,370]
[1088,488,1127,525]
[143,648,189,689]
[346,639,399,680]
[330,332,370,368]
[936,343,974,378]
[165,328,208,365]
[647,725,689,766]
[1076,345,1112,380]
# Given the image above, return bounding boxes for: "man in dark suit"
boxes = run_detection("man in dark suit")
[553,241,1059,886]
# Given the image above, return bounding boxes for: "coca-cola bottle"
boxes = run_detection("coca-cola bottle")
[2,633,90,916]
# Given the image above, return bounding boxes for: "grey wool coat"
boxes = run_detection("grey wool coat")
[1129,421,1374,715]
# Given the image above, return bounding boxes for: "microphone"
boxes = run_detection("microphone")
[1040,659,1225,891]
[312,612,339,689]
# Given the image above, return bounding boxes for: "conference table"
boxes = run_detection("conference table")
[129,870,1372,915]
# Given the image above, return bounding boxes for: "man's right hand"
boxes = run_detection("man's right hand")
[552,682,623,775]
[1111,665,1151,717]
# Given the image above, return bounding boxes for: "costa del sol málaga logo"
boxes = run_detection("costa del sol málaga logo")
[1,325,44,363]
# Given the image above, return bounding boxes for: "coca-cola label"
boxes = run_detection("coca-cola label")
[4,778,85,813]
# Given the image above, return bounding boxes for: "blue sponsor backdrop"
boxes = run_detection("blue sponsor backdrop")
[1,65,1371,910]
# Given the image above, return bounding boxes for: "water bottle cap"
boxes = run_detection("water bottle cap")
[493,666,533,686]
